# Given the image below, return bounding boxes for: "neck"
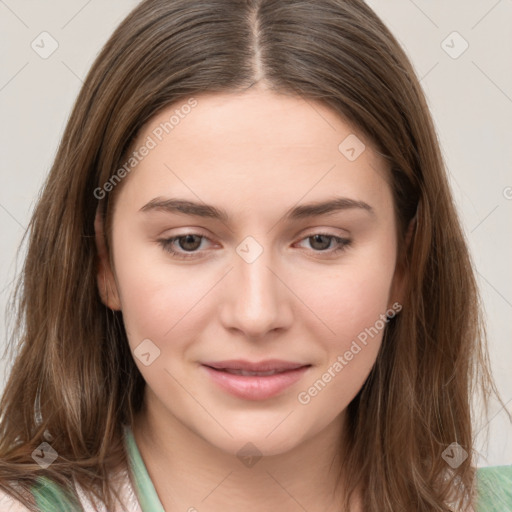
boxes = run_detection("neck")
[131,389,362,512]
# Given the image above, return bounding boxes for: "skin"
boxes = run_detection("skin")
[96,87,410,512]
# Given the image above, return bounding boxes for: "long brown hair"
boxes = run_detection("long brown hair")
[0,0,508,510]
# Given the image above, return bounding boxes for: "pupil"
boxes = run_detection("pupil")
[311,235,330,250]
[181,235,200,251]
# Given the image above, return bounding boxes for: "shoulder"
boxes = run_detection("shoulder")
[475,464,512,511]
[0,488,32,511]
[0,477,82,512]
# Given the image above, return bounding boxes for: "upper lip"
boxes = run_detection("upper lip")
[202,359,310,372]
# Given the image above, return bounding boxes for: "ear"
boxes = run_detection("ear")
[388,216,416,309]
[94,209,122,311]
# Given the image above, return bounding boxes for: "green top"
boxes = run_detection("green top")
[30,426,512,510]
[474,464,512,511]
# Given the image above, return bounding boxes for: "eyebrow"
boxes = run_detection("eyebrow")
[139,196,375,222]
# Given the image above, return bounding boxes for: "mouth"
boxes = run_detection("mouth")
[200,360,311,400]
[202,359,310,373]
[207,367,297,377]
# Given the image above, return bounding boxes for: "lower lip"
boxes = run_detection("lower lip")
[201,365,310,401]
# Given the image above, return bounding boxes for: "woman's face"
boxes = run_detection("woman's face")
[98,88,405,456]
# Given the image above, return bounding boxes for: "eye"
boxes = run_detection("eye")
[295,233,352,255]
[157,234,211,259]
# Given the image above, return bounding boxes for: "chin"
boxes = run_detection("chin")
[205,425,306,460]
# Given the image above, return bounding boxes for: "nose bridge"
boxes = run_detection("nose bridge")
[223,234,289,336]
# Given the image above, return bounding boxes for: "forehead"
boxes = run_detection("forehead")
[115,89,392,220]
[143,89,372,162]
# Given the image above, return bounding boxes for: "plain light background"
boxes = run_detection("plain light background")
[0,0,511,467]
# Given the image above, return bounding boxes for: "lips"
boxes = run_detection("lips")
[216,368,286,376]
[200,359,311,400]
[202,359,309,374]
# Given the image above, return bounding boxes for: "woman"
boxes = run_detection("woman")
[0,0,510,510]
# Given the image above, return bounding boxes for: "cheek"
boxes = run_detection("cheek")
[302,275,390,399]
[111,244,209,387]
[294,264,394,421]
[299,245,397,344]
[292,240,397,415]
[110,225,199,346]
[114,261,209,348]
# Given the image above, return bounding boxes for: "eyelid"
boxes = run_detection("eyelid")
[300,226,350,238]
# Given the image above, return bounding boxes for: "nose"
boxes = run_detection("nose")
[219,241,293,340]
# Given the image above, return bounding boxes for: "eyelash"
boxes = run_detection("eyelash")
[157,232,352,260]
